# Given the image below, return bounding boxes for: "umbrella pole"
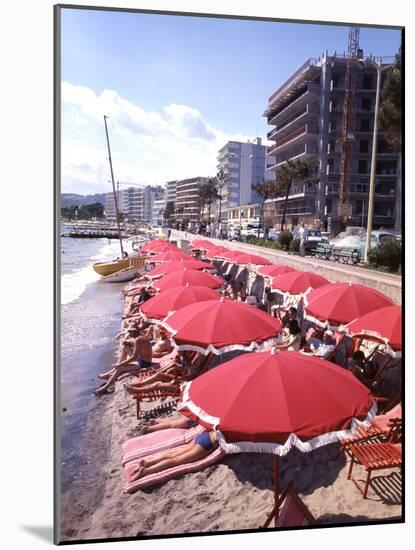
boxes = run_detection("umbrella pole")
[274,454,280,527]
[261,454,280,529]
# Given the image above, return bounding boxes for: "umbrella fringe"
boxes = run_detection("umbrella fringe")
[337,326,401,358]
[164,338,281,357]
[189,401,378,457]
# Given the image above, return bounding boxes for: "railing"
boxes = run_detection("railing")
[268,58,317,104]
[267,84,320,123]
[271,143,318,166]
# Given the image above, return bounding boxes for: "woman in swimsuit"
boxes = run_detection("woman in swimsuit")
[130,430,219,481]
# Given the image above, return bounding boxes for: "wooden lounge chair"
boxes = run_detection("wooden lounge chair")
[347,441,402,499]
[334,404,402,460]
[133,387,182,419]
[262,481,318,528]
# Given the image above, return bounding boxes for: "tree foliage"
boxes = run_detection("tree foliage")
[61,202,105,220]
[252,178,279,238]
[275,159,318,231]
[378,48,402,150]
[164,201,175,221]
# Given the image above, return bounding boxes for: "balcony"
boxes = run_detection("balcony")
[267,83,320,126]
[326,174,397,197]
[267,143,318,170]
[268,103,319,141]
[268,123,318,156]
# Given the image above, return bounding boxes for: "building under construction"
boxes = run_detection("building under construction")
[265,49,400,232]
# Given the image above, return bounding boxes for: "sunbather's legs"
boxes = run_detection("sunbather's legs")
[142,416,193,434]
[95,364,140,395]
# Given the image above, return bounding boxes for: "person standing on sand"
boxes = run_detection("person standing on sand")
[299,222,308,257]
[130,431,219,481]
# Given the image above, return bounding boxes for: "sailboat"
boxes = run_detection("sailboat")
[93,116,146,280]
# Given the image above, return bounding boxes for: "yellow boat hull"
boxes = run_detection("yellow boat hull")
[93,259,130,276]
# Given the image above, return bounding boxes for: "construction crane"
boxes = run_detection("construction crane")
[338,26,361,225]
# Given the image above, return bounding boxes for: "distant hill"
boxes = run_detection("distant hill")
[61,193,106,207]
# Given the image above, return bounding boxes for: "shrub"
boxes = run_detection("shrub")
[367,239,402,272]
[290,238,300,253]
[278,230,293,251]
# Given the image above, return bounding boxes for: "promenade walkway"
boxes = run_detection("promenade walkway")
[170,230,402,304]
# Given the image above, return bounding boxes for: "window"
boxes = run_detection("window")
[362,74,374,90]
[360,119,370,132]
[359,140,369,154]
[358,159,368,174]
[362,97,372,111]
[355,200,364,214]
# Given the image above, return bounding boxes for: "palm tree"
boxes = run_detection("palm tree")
[252,179,278,238]
[205,177,220,223]
[216,169,227,222]
[275,159,318,231]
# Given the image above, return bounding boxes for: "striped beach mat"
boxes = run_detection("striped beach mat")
[122,425,205,465]
[124,446,225,493]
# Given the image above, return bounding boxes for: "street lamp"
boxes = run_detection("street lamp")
[358,56,395,263]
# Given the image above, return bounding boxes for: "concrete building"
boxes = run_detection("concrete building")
[217,138,274,220]
[265,51,400,231]
[105,190,124,221]
[175,177,209,224]
[151,190,167,226]
[122,187,144,222]
[143,185,164,222]
[166,180,177,205]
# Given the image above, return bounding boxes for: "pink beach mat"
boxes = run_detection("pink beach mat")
[124,446,225,493]
[121,425,205,465]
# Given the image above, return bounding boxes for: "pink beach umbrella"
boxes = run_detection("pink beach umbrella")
[257,264,297,278]
[145,259,216,280]
[271,271,329,296]
[153,269,223,293]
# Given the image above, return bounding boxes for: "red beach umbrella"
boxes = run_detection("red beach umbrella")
[140,284,222,322]
[153,269,223,293]
[343,305,402,356]
[161,297,281,354]
[257,264,297,277]
[145,259,216,280]
[204,246,231,260]
[232,253,272,266]
[220,250,244,262]
[271,271,329,296]
[190,239,216,250]
[141,240,177,253]
[149,250,191,264]
[303,283,395,328]
[179,350,375,523]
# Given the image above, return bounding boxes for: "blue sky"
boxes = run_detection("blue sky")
[60,7,402,194]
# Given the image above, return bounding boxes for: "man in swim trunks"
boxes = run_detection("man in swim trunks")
[130,430,218,481]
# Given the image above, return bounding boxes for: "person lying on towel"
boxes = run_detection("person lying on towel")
[130,430,219,481]
[95,333,172,396]
[141,414,198,434]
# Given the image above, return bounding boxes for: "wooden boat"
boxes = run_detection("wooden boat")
[102,265,140,282]
[93,258,130,276]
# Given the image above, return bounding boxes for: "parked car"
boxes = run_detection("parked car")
[305,229,324,252]
[358,230,397,258]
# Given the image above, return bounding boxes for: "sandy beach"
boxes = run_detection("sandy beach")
[62,376,401,542]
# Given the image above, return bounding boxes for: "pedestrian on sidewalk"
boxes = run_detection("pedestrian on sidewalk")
[299,222,308,257]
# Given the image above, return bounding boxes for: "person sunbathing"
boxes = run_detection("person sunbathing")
[141,415,198,434]
[300,329,335,359]
[124,376,181,397]
[272,320,301,352]
[130,430,219,481]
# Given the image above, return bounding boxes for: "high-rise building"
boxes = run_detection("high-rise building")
[265,50,400,231]
[175,177,209,224]
[166,180,177,205]
[217,138,274,220]
[151,190,167,226]
[105,190,124,221]
[122,187,144,222]
[143,185,164,222]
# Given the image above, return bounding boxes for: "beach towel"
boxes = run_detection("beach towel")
[121,425,205,465]
[124,446,225,493]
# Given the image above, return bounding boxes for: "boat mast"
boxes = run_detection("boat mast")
[103,115,124,257]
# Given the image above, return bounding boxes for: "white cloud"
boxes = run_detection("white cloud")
[61,81,257,195]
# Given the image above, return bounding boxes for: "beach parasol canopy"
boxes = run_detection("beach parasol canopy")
[303,283,395,328]
[148,250,191,264]
[257,264,297,278]
[178,349,375,525]
[231,253,272,266]
[153,269,223,293]
[204,245,232,260]
[179,350,375,452]
[190,239,216,250]
[161,297,281,354]
[144,259,216,280]
[343,305,402,356]
[140,240,177,254]
[140,284,222,322]
[271,271,329,296]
